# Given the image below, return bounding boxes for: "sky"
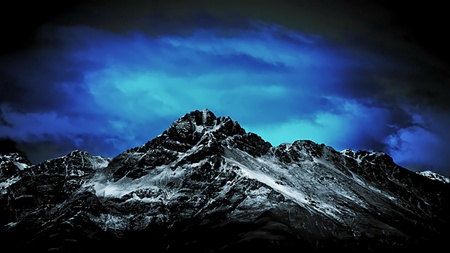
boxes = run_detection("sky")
[1,0,450,177]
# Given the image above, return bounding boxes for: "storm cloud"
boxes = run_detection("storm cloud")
[1,0,449,177]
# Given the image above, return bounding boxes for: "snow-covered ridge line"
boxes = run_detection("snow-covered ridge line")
[2,109,450,252]
[417,170,450,184]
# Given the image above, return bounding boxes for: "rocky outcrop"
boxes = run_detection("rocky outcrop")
[0,109,449,252]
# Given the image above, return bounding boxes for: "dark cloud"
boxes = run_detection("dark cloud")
[0,54,94,114]
[13,134,121,165]
[0,138,22,155]
[0,0,449,177]
[0,110,11,127]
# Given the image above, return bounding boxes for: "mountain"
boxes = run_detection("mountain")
[416,170,450,184]
[1,109,449,252]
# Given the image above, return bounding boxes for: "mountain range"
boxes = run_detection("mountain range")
[1,109,449,252]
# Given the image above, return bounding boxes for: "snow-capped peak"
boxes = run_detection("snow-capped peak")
[2,109,449,252]
[417,170,450,184]
[160,109,246,146]
[340,148,391,165]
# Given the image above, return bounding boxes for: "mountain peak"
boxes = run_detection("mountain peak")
[2,109,450,252]
[340,148,392,164]
[0,152,32,179]
[181,108,217,127]
[417,170,450,184]
[163,109,245,145]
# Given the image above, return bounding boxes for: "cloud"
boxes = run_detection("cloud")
[0,2,449,178]
[384,109,450,175]
[244,98,397,149]
[385,126,446,174]
[0,21,355,160]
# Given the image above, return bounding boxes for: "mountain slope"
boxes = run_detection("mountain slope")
[1,109,449,252]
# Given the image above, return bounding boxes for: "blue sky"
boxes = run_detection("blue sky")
[1,0,450,177]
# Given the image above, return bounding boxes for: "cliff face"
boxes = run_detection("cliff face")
[1,109,449,252]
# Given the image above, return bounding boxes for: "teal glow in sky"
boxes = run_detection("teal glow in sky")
[1,0,450,177]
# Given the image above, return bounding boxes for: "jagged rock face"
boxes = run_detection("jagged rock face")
[0,152,31,179]
[0,109,449,253]
[108,109,271,181]
[417,170,450,183]
[0,151,110,228]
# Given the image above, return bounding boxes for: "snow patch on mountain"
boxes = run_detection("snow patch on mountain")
[2,109,449,252]
[417,170,450,183]
[0,175,21,194]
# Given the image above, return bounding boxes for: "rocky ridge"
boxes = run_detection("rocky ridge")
[0,109,449,252]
